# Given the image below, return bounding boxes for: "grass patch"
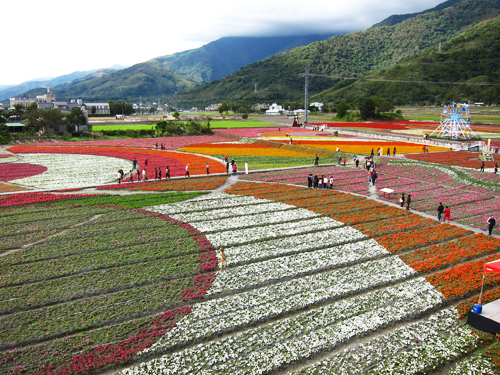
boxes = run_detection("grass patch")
[217,155,321,170]
[92,124,156,131]
[209,120,277,128]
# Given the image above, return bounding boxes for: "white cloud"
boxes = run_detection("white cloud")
[0,0,445,85]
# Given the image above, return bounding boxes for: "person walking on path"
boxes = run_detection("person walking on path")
[165,166,170,179]
[323,176,329,189]
[144,157,148,166]
[393,147,397,156]
[132,158,138,170]
[495,163,498,174]
[142,168,147,181]
[206,163,210,175]
[185,164,190,177]
[314,154,319,166]
[488,215,496,235]
[154,168,158,180]
[158,168,162,180]
[129,170,134,183]
[371,170,378,186]
[343,157,346,166]
[338,155,342,165]
[437,202,444,222]
[117,171,122,184]
[399,193,405,208]
[443,206,451,222]
[480,161,485,172]
[371,148,374,157]
[307,174,313,188]
[387,148,391,156]
[313,175,319,188]
[329,176,334,189]
[319,176,323,189]
[406,194,412,210]
[226,162,229,173]
[355,158,359,168]
[232,163,237,175]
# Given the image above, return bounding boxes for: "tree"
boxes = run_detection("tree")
[371,97,394,114]
[360,99,376,120]
[149,107,157,115]
[12,103,25,120]
[22,102,40,130]
[218,103,229,115]
[173,111,180,121]
[108,101,135,116]
[38,108,66,132]
[0,109,11,144]
[91,106,96,115]
[66,107,87,132]
[336,102,350,118]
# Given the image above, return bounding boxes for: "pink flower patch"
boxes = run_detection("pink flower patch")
[0,163,47,181]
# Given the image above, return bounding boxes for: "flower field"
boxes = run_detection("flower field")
[6,146,226,188]
[273,139,448,154]
[408,150,500,168]
[3,127,500,374]
[97,176,227,191]
[34,134,234,149]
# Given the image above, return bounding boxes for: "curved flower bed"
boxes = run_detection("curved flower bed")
[0,162,47,181]
[0,203,217,374]
[117,185,500,374]
[34,134,233,149]
[9,145,226,180]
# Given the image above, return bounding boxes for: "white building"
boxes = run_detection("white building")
[265,103,284,115]
[310,102,324,111]
[84,103,110,114]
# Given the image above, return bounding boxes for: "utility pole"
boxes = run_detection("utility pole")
[438,41,442,54]
[254,82,257,93]
[299,68,311,124]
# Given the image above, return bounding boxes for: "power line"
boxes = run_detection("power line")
[302,73,500,86]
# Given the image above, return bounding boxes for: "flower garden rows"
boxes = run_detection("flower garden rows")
[2,176,500,373]
[0,191,222,374]
[116,183,500,374]
[241,160,500,235]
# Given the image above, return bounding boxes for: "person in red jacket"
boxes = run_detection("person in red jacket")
[443,205,451,223]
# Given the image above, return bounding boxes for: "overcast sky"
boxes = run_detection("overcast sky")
[1,0,446,85]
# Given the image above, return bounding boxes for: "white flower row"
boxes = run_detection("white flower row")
[292,307,478,374]
[206,216,342,248]
[0,157,17,163]
[124,278,443,375]
[225,232,376,265]
[143,256,414,354]
[150,194,270,215]
[10,153,130,189]
[170,201,296,222]
[208,240,393,295]
[447,355,496,375]
[184,208,319,233]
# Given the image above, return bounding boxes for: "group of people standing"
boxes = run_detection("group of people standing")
[308,174,334,189]
[371,147,397,157]
[117,158,171,183]
[154,143,167,150]
[399,193,412,211]
[479,161,499,174]
[223,156,238,175]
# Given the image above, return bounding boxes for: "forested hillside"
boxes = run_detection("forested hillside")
[177,0,500,105]
[318,16,500,105]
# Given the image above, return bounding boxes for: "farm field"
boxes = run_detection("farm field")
[2,125,500,374]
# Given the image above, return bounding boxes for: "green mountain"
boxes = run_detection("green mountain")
[153,35,333,84]
[371,0,462,27]
[50,62,196,101]
[318,15,500,105]
[28,35,333,102]
[177,0,500,106]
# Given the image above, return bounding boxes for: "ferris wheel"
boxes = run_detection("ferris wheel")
[430,103,478,139]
